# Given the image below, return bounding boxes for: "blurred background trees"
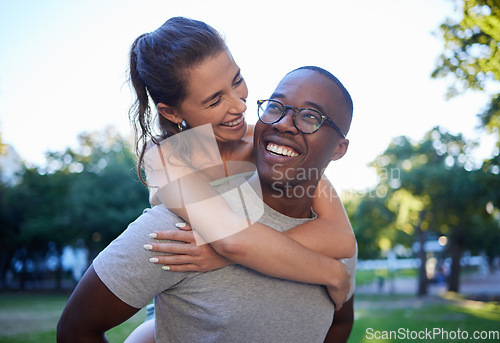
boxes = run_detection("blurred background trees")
[0,127,498,293]
[356,126,500,295]
[0,128,148,290]
[432,0,500,166]
[0,0,498,296]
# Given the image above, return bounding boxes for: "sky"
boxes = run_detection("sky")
[0,0,496,194]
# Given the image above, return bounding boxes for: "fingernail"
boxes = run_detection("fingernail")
[175,223,186,228]
[149,233,157,239]
[143,244,153,250]
[149,257,159,263]
[162,266,171,271]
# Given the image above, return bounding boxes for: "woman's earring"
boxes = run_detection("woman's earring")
[177,122,183,132]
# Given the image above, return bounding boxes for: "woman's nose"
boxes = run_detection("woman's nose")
[230,96,246,114]
[229,89,247,114]
[230,80,249,114]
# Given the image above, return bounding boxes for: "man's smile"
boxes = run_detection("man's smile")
[265,142,299,157]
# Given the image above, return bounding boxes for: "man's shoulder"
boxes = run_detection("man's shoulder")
[129,205,182,231]
[138,205,180,220]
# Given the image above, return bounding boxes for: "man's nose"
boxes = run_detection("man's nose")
[272,109,299,134]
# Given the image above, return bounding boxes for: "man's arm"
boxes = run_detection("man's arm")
[57,265,140,343]
[323,295,354,343]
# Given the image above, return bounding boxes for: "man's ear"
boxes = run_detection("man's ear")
[330,139,349,161]
[157,103,183,124]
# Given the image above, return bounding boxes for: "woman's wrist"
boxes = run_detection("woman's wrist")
[328,258,349,290]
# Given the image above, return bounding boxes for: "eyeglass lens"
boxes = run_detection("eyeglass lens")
[258,100,323,133]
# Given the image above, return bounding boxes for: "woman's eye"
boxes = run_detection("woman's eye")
[209,97,222,108]
[234,76,244,86]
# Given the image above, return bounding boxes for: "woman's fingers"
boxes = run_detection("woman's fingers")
[149,227,195,243]
[144,242,195,254]
[158,264,202,272]
[175,222,193,231]
[148,253,196,265]
[147,249,211,272]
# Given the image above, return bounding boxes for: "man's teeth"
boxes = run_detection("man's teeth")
[222,116,244,127]
[266,143,298,157]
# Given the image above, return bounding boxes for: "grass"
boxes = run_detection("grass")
[355,268,418,286]
[0,291,498,342]
[351,293,500,342]
[0,292,145,343]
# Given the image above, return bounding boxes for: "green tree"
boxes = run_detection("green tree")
[371,127,498,293]
[5,128,149,289]
[386,189,431,295]
[44,128,149,261]
[0,129,21,288]
[0,177,21,288]
[344,192,398,260]
[467,170,500,265]
[432,0,500,164]
[7,167,74,289]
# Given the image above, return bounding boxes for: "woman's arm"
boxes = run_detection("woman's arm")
[284,177,356,259]
[148,175,350,307]
[144,139,350,307]
[151,216,350,309]
[152,176,355,263]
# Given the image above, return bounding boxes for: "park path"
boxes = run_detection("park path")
[356,269,500,298]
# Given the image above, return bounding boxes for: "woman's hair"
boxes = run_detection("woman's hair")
[128,17,227,183]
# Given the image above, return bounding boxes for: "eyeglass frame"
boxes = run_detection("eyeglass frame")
[257,99,346,138]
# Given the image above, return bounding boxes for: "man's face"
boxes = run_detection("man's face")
[253,69,350,189]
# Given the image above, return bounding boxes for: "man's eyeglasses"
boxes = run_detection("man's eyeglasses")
[257,99,346,137]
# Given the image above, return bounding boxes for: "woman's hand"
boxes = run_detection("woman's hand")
[145,223,232,272]
[326,261,351,311]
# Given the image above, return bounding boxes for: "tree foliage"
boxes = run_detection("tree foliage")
[345,193,398,260]
[346,126,500,293]
[43,129,150,256]
[0,129,149,289]
[373,127,500,290]
[432,0,500,161]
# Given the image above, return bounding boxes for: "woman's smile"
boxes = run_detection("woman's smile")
[221,115,245,128]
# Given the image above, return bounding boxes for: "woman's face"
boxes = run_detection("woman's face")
[178,49,249,143]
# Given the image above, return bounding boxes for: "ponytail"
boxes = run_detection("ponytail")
[127,17,226,184]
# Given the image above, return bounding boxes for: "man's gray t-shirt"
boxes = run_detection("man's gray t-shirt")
[93,174,356,342]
